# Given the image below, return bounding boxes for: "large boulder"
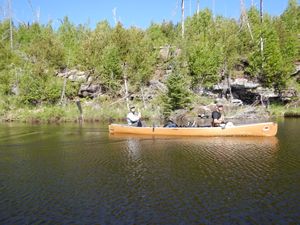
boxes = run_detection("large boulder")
[279,88,298,102]
[159,45,170,61]
[213,78,260,91]
[57,69,89,82]
[78,83,102,98]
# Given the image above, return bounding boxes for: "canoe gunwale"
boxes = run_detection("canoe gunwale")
[109,122,278,137]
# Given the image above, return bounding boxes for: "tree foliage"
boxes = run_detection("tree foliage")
[162,61,191,116]
[188,42,222,88]
[0,2,298,107]
[166,73,191,109]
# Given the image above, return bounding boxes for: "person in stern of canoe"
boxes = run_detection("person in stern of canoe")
[211,104,234,128]
[127,106,142,127]
[211,104,226,127]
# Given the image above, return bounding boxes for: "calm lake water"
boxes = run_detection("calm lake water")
[0,119,299,224]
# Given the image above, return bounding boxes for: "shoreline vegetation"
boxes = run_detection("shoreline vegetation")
[1,98,299,125]
[1,1,299,124]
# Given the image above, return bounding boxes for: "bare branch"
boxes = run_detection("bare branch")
[197,0,200,15]
[240,0,254,41]
[181,0,184,38]
[8,0,13,49]
[112,7,117,25]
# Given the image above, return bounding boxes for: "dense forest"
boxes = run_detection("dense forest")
[0,0,299,121]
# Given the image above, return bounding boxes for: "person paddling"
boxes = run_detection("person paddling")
[211,104,234,128]
[127,106,142,127]
[211,104,225,127]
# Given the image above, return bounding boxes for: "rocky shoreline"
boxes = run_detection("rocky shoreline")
[1,99,299,125]
[56,68,299,107]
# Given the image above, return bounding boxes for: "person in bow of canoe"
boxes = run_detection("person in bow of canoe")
[127,106,142,127]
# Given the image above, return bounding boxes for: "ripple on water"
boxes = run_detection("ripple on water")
[1,123,300,224]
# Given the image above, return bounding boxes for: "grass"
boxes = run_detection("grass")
[1,95,300,123]
[268,104,300,117]
[0,98,164,124]
[268,104,286,117]
[284,107,300,117]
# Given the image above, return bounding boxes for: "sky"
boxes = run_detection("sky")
[0,0,296,29]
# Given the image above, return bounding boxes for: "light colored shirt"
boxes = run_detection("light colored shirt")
[127,112,141,125]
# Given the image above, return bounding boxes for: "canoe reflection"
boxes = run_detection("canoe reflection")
[109,133,278,148]
[109,134,279,162]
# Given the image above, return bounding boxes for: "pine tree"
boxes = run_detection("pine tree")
[279,0,300,72]
[96,44,122,94]
[162,70,191,116]
[188,42,222,88]
[126,27,156,87]
[262,28,286,89]
[0,43,13,95]
[57,16,84,67]
[248,20,287,89]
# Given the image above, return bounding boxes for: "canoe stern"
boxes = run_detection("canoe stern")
[109,122,278,137]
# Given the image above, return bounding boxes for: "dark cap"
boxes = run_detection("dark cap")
[130,106,135,109]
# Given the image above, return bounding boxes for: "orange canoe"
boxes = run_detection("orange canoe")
[108,122,277,137]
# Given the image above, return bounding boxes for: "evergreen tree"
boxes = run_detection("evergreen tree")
[0,43,13,95]
[96,44,122,94]
[237,7,261,58]
[0,20,11,48]
[279,0,300,72]
[213,17,240,79]
[111,22,130,62]
[0,2,299,108]
[188,42,222,88]
[162,68,191,116]
[26,24,64,69]
[15,23,42,48]
[248,19,287,89]
[185,9,213,43]
[145,23,169,47]
[126,27,157,87]
[79,20,110,70]
[57,16,85,67]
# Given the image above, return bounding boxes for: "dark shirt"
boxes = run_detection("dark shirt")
[211,110,222,127]
[212,111,221,120]
[164,120,178,128]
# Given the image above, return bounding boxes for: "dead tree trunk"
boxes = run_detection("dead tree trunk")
[141,86,147,109]
[27,0,38,23]
[260,0,264,58]
[124,76,129,110]
[76,99,83,123]
[123,63,130,110]
[181,0,184,38]
[240,0,254,41]
[112,7,117,25]
[227,73,233,102]
[8,0,13,49]
[59,77,67,106]
[212,0,215,19]
[197,0,200,15]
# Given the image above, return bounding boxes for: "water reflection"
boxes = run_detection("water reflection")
[1,122,299,224]
[125,138,142,161]
[109,134,285,224]
[110,134,279,154]
[109,135,280,170]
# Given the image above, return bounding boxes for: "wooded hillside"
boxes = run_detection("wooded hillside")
[0,0,299,119]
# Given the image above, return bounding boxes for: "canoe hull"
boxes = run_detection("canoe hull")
[109,122,278,137]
